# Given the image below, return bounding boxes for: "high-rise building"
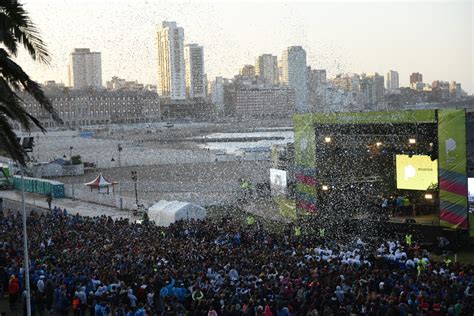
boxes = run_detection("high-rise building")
[386,70,399,91]
[156,21,186,100]
[231,87,295,117]
[312,69,327,87]
[332,73,360,92]
[255,54,279,85]
[432,80,450,101]
[410,72,423,84]
[360,73,385,109]
[239,65,255,77]
[281,46,307,112]
[307,68,327,91]
[184,44,205,98]
[373,73,385,102]
[208,77,225,112]
[410,82,425,91]
[449,81,462,100]
[278,59,283,83]
[307,68,327,110]
[68,48,102,90]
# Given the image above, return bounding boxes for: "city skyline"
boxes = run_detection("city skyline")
[14,0,473,93]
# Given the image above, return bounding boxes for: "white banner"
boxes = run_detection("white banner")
[270,168,287,196]
[468,178,474,202]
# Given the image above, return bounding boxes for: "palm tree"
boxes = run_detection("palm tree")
[0,0,61,165]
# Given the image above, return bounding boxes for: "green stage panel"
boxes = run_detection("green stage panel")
[294,114,316,168]
[293,114,318,213]
[311,109,436,124]
[438,109,468,229]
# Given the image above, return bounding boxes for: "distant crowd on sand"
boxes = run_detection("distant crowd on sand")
[0,206,473,315]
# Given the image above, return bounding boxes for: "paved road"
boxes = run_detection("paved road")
[0,190,140,221]
[1,198,47,216]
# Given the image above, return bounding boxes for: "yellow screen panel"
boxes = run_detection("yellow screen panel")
[396,154,438,190]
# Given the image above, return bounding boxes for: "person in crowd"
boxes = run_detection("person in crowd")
[8,275,20,310]
[46,193,52,211]
[0,207,473,315]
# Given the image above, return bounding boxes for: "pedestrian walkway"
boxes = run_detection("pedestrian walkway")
[0,190,137,220]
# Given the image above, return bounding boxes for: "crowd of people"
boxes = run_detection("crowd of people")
[0,206,473,315]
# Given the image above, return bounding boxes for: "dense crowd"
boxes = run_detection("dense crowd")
[0,206,473,316]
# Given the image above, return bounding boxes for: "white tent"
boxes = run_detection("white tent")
[147,200,207,227]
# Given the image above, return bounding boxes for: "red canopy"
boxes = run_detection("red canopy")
[84,173,117,193]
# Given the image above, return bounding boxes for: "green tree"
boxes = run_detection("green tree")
[70,155,82,165]
[0,0,61,165]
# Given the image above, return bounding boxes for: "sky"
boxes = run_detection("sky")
[15,0,474,93]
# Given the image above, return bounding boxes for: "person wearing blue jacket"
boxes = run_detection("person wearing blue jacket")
[159,278,175,298]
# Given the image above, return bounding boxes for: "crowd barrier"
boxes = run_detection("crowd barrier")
[63,184,151,210]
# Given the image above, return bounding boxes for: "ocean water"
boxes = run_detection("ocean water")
[198,131,294,154]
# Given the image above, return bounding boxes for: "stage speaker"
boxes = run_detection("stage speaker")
[429,141,438,161]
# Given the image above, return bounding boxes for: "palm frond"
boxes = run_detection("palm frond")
[0,113,26,165]
[0,1,57,164]
[0,1,50,63]
[0,48,61,122]
[0,77,30,128]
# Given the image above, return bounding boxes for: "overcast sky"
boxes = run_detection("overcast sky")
[15,0,473,93]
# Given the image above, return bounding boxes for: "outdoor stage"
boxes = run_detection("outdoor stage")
[292,109,473,237]
[351,213,440,226]
[390,214,439,225]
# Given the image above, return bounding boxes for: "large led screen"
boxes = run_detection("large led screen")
[396,154,438,190]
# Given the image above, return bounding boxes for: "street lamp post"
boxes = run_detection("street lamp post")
[118,144,123,168]
[131,170,138,206]
[119,181,123,210]
[20,166,31,316]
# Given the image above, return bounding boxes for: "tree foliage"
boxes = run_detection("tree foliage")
[0,0,62,165]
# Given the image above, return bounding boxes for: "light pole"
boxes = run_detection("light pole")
[118,144,123,168]
[20,166,31,316]
[131,170,138,206]
[69,146,73,159]
[119,181,123,211]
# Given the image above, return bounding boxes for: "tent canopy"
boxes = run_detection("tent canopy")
[85,173,117,194]
[84,173,117,188]
[147,200,206,227]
